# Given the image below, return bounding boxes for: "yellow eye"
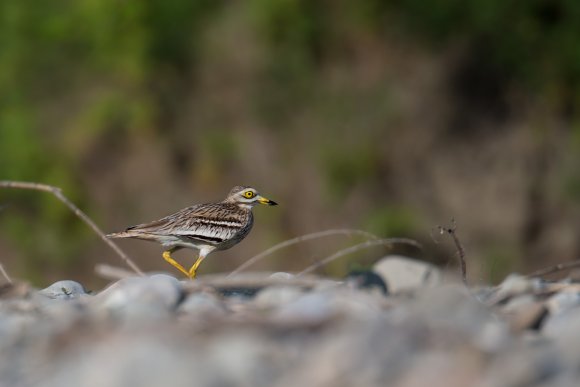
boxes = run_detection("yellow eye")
[244,191,254,198]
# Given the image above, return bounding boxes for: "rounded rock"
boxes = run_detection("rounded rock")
[96,275,183,322]
[254,285,305,308]
[268,272,295,281]
[273,292,335,323]
[372,255,441,293]
[39,280,87,300]
[178,292,227,318]
[545,291,580,316]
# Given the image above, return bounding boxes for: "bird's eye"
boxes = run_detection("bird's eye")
[244,191,254,198]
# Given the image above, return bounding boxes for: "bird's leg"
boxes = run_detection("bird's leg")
[188,254,206,279]
[162,249,190,278]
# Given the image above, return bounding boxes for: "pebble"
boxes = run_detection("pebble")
[253,285,305,308]
[545,291,580,316]
[372,255,441,292]
[0,271,580,386]
[95,275,183,323]
[501,296,547,332]
[490,274,544,304]
[178,292,227,318]
[39,280,87,300]
[345,270,388,295]
[390,285,511,352]
[269,272,294,281]
[272,292,335,323]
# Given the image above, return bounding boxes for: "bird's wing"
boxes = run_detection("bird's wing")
[125,204,246,244]
[124,204,205,233]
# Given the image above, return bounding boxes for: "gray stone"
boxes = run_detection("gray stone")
[545,291,580,316]
[205,332,286,387]
[272,292,335,323]
[95,275,183,323]
[254,286,305,308]
[331,289,386,320]
[270,287,386,323]
[178,292,227,318]
[0,311,39,347]
[372,255,441,293]
[390,286,511,352]
[43,333,208,387]
[39,280,87,300]
[490,274,544,304]
[502,294,537,312]
[472,286,498,303]
[541,306,580,370]
[268,272,295,281]
[8,271,580,386]
[500,295,547,332]
[393,349,484,387]
[345,271,388,295]
[481,343,561,387]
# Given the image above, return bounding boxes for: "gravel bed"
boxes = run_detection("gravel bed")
[1,256,579,387]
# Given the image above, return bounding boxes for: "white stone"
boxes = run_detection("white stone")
[254,286,304,308]
[372,255,442,293]
[39,280,87,300]
[95,275,183,323]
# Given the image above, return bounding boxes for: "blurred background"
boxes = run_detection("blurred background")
[1,0,580,288]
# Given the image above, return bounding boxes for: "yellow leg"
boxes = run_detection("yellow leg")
[162,250,190,278]
[188,255,206,279]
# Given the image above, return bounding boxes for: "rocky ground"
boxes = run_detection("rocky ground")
[1,255,579,387]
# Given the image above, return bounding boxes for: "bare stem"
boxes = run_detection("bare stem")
[95,263,136,281]
[229,229,417,277]
[0,263,13,284]
[296,237,422,277]
[435,219,467,286]
[0,181,143,276]
[526,260,580,279]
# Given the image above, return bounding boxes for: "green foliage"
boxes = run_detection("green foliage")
[386,0,580,95]
[483,245,521,284]
[2,0,580,282]
[364,206,418,237]
[322,143,380,198]
[0,0,219,279]
[250,0,324,71]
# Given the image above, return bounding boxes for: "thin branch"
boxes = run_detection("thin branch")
[526,260,580,279]
[95,263,136,281]
[228,229,417,277]
[0,181,143,276]
[0,263,13,284]
[435,219,467,286]
[296,237,421,277]
[181,272,337,293]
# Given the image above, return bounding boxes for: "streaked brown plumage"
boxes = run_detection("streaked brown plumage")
[107,186,277,278]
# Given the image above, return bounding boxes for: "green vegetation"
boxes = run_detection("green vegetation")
[1,0,580,283]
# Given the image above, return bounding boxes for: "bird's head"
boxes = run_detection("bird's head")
[224,186,278,209]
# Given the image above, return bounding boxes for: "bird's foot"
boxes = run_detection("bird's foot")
[162,250,190,278]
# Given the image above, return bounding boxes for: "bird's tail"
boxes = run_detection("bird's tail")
[106,231,133,239]
[107,229,159,241]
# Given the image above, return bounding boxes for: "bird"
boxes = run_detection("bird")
[107,186,277,279]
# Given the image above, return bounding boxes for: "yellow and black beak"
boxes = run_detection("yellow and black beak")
[257,196,278,206]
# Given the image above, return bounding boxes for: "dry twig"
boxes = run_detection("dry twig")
[434,219,467,286]
[184,272,338,293]
[228,229,383,277]
[0,181,143,276]
[0,263,13,284]
[296,237,422,277]
[95,263,136,281]
[526,260,580,279]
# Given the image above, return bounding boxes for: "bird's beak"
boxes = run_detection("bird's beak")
[258,196,278,206]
